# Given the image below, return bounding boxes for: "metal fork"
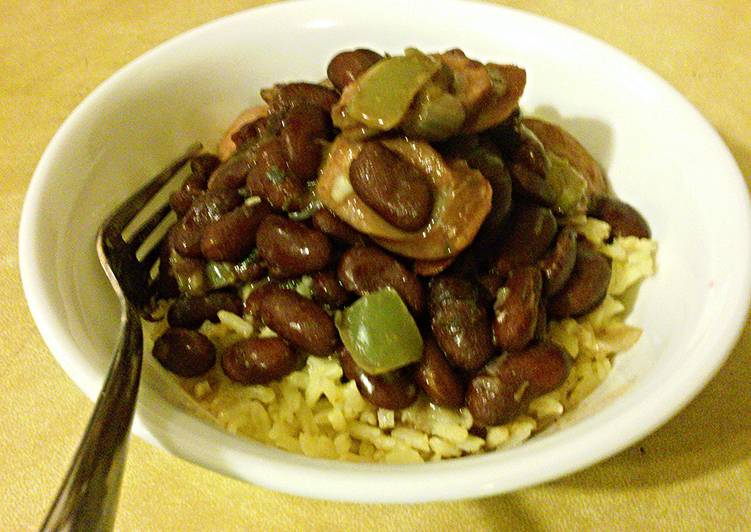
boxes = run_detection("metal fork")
[42,143,201,531]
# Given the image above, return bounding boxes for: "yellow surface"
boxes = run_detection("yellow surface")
[2,0,750,529]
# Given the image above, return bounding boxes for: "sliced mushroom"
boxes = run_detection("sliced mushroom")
[317,135,492,260]
[522,117,609,204]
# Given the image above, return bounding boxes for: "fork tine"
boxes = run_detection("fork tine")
[140,228,171,271]
[104,143,202,234]
[127,203,173,251]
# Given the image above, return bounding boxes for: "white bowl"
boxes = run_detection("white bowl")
[19,0,751,502]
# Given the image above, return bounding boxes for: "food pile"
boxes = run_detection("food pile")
[144,48,656,463]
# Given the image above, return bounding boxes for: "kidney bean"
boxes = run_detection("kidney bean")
[327,48,382,92]
[169,154,218,215]
[508,136,556,206]
[262,82,339,113]
[464,146,513,243]
[172,189,243,257]
[349,142,433,231]
[246,138,306,211]
[207,150,254,191]
[466,342,571,427]
[243,282,281,320]
[280,104,331,181]
[230,115,270,152]
[492,202,557,277]
[311,208,366,246]
[153,327,216,377]
[337,246,425,315]
[222,337,298,385]
[429,276,494,371]
[414,338,465,408]
[339,348,417,410]
[492,266,542,351]
[260,288,338,355]
[590,196,651,239]
[170,255,208,296]
[256,214,332,278]
[539,226,578,296]
[167,291,243,329]
[200,202,271,262]
[548,243,611,318]
[310,270,350,308]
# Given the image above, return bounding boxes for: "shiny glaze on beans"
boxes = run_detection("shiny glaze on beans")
[492,202,557,277]
[222,338,298,384]
[256,214,332,279]
[172,189,243,258]
[327,49,382,92]
[414,338,465,408]
[200,202,271,262]
[310,270,351,308]
[492,266,542,351]
[260,288,338,355]
[349,142,433,231]
[466,342,571,426]
[337,246,425,315]
[429,276,494,371]
[340,348,418,410]
[153,328,216,377]
[589,196,651,239]
[539,226,578,296]
[548,243,612,318]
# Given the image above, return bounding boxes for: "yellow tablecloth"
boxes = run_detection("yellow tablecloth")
[3,1,750,529]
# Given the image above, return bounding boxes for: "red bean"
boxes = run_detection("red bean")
[492,202,557,277]
[243,282,281,320]
[222,337,298,384]
[414,338,466,408]
[327,49,382,92]
[466,342,571,427]
[429,276,494,371]
[548,243,611,318]
[589,196,651,239]
[172,189,243,257]
[508,136,556,206]
[310,270,351,308]
[464,146,513,243]
[340,348,418,410]
[337,246,425,315]
[256,214,332,278]
[492,266,542,351]
[261,82,339,113]
[280,104,331,181]
[311,208,366,246]
[167,291,243,329]
[207,150,254,191]
[246,138,306,212]
[200,202,271,262]
[170,155,218,215]
[153,328,216,377]
[260,288,338,355]
[349,142,433,231]
[539,226,578,296]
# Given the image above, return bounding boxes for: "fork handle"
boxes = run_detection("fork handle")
[42,305,143,532]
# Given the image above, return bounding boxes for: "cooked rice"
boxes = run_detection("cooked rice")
[143,220,656,463]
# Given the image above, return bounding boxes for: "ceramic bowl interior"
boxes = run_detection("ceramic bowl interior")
[19,0,751,502]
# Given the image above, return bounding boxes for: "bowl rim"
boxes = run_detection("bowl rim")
[18,0,751,502]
